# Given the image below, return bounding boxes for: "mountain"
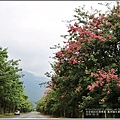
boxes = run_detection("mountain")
[20,71,50,108]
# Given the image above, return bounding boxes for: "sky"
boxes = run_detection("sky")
[0,1,115,78]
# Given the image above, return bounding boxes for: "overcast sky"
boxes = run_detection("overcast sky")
[0,1,115,78]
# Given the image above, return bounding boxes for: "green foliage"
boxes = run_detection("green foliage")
[0,47,33,114]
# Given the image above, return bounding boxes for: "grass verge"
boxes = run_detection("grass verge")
[0,113,14,118]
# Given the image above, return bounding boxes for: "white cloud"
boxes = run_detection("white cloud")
[0,1,114,77]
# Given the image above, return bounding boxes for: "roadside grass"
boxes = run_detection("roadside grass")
[0,113,14,118]
[0,112,29,118]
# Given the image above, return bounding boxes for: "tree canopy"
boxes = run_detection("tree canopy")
[36,2,120,118]
[0,47,33,114]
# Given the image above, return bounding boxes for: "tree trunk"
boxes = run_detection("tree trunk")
[63,108,65,117]
[4,106,6,114]
[105,112,107,118]
[82,112,84,118]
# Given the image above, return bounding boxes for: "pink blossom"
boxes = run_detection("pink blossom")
[94,74,99,77]
[73,59,77,64]
[101,39,105,42]
[88,85,94,90]
[98,70,102,74]
[107,91,110,94]
[95,81,99,85]
[101,99,105,102]
[74,22,79,27]
[103,88,107,92]
[105,22,111,26]
[91,73,94,77]
[61,95,65,99]
[56,51,62,56]
[70,26,77,32]
[111,75,118,80]
[77,47,81,51]
[89,21,94,25]
[106,75,110,82]
[95,36,103,41]
[94,82,98,87]
[89,14,94,19]
[101,74,106,79]
[117,83,120,88]
[97,77,103,81]
[101,15,105,19]
[116,14,120,18]
[110,69,115,73]
[55,68,60,72]
[100,82,104,86]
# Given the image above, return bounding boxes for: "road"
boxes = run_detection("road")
[2,111,58,119]
[12,111,48,118]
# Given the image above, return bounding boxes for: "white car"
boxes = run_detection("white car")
[14,110,20,115]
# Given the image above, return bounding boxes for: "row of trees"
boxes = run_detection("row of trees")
[36,2,120,118]
[0,47,33,114]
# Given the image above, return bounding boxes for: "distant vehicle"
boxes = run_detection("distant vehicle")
[14,110,20,115]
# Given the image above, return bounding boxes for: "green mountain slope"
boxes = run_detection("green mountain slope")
[20,71,49,108]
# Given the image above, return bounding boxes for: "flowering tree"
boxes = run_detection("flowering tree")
[37,2,120,118]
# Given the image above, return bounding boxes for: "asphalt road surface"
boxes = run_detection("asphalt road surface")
[7,112,57,120]
[12,111,48,118]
